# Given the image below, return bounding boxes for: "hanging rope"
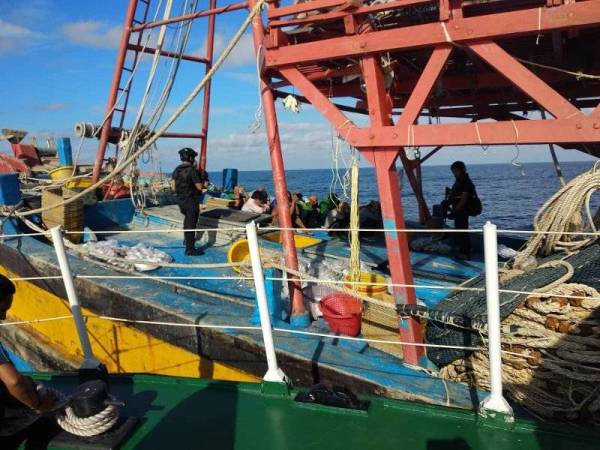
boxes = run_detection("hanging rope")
[349,151,361,289]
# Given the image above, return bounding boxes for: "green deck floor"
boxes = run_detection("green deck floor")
[4,373,599,450]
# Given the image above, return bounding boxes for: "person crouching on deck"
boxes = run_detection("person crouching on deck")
[0,275,56,416]
[171,148,208,256]
[444,161,481,259]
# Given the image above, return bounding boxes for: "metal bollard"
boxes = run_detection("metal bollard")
[479,221,513,420]
[245,221,288,383]
[50,226,101,369]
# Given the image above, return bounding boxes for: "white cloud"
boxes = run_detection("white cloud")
[61,21,122,49]
[33,103,65,112]
[224,72,256,83]
[0,19,41,53]
[205,121,334,168]
[200,32,256,68]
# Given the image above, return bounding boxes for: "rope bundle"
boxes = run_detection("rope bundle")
[514,163,600,268]
[440,283,600,422]
[43,387,120,437]
[56,402,119,437]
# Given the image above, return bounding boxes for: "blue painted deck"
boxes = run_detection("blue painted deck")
[1,201,490,410]
[5,348,34,372]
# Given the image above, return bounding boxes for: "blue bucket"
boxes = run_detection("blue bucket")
[0,173,21,206]
[222,168,238,192]
[56,137,73,167]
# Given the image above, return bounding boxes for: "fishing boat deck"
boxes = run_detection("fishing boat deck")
[1,200,489,409]
[6,373,599,450]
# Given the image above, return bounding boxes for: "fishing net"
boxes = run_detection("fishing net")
[425,244,600,367]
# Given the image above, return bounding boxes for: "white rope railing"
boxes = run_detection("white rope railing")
[10,274,600,302]
[0,313,553,357]
[3,225,600,241]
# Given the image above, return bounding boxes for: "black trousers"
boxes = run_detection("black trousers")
[454,212,471,257]
[179,200,200,251]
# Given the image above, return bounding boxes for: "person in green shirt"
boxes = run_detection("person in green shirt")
[319,193,339,217]
[299,195,321,228]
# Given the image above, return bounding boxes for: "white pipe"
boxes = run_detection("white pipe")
[479,221,513,418]
[50,226,100,369]
[245,221,287,383]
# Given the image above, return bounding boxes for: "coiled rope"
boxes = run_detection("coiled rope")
[514,162,600,268]
[41,387,120,437]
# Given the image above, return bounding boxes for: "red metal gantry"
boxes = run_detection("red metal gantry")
[99,0,600,366]
[254,0,600,365]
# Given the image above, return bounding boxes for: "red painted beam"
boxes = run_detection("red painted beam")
[265,2,600,67]
[342,116,600,147]
[132,1,249,31]
[280,67,356,133]
[199,0,218,170]
[268,0,358,19]
[127,44,210,64]
[93,0,138,183]
[468,41,580,119]
[269,0,432,27]
[270,64,362,89]
[396,45,452,129]
[247,0,305,319]
[362,56,425,366]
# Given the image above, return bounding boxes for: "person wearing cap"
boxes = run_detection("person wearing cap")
[171,148,208,256]
[0,275,56,414]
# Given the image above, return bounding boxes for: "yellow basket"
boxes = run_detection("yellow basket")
[48,166,74,182]
[65,177,93,190]
[344,272,388,299]
[261,231,321,249]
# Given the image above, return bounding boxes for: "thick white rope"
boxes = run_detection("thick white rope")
[46,387,119,437]
[514,163,600,267]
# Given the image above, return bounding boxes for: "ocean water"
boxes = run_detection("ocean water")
[209,161,597,231]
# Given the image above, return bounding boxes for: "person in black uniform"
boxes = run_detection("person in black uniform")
[446,161,478,259]
[171,148,208,256]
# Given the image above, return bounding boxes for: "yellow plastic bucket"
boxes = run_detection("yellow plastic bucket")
[227,240,251,273]
[65,178,93,190]
[344,272,388,299]
[48,166,74,182]
[261,231,321,249]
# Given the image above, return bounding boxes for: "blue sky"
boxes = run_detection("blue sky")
[0,0,595,172]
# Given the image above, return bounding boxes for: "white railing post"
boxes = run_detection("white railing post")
[479,221,513,420]
[50,226,100,369]
[245,221,288,383]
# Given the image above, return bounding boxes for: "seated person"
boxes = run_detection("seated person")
[0,275,56,416]
[359,200,383,238]
[319,193,339,219]
[271,191,307,230]
[230,185,247,210]
[299,195,321,228]
[325,201,350,238]
[242,190,269,214]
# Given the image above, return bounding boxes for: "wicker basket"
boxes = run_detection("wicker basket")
[361,293,404,358]
[41,187,84,244]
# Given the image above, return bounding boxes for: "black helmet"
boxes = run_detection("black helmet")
[178,147,198,162]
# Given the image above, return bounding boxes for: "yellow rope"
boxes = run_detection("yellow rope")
[349,157,361,290]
